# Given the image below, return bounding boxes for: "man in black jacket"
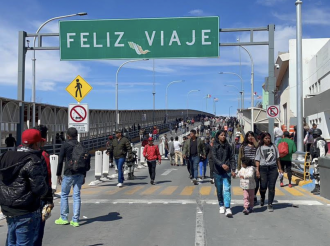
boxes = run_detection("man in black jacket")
[55,127,91,227]
[0,129,49,246]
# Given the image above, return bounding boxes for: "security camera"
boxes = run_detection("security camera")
[275,64,280,69]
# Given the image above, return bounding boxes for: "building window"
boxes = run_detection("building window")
[283,103,287,127]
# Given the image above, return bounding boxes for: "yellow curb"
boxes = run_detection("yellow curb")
[284,173,312,186]
[295,186,330,205]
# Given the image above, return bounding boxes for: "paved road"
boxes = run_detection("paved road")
[1,130,330,246]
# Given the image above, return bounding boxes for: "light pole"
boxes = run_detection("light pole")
[187,90,200,118]
[166,80,184,122]
[219,72,244,110]
[213,99,218,116]
[229,106,233,117]
[116,59,149,130]
[239,46,254,133]
[296,0,303,152]
[31,12,87,127]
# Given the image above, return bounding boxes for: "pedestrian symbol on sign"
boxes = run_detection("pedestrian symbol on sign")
[75,79,83,98]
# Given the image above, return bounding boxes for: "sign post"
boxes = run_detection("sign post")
[68,104,89,133]
[59,17,219,60]
[266,105,280,119]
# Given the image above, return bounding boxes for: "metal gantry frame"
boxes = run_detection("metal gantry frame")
[219,25,276,138]
[16,24,275,143]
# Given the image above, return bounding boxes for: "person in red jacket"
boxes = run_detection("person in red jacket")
[143,137,161,185]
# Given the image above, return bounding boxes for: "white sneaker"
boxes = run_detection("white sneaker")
[165,157,169,160]
[225,208,233,217]
[117,183,123,187]
[197,178,202,182]
[219,206,225,214]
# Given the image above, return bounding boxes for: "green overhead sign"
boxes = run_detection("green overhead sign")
[59,17,219,60]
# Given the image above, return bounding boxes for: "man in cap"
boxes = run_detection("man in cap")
[108,130,133,187]
[143,137,161,185]
[0,129,49,245]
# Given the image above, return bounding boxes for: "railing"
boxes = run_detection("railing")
[291,151,311,181]
[0,121,177,155]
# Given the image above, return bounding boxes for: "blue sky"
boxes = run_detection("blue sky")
[1,0,330,116]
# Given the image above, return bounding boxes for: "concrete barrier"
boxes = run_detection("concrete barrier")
[140,147,146,164]
[50,154,58,192]
[95,151,102,178]
[102,150,110,177]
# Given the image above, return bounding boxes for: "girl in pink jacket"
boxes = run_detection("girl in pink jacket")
[238,157,256,215]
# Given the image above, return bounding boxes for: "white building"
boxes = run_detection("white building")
[274,38,330,136]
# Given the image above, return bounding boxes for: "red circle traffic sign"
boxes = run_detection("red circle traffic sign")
[70,105,87,123]
[267,106,279,118]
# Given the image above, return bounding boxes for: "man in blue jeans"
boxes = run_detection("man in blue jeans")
[55,127,91,227]
[108,130,133,187]
[0,129,49,245]
[183,129,206,185]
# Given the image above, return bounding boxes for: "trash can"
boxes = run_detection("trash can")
[319,157,330,200]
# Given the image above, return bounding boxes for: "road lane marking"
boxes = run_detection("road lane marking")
[275,188,285,196]
[283,187,304,196]
[233,187,243,196]
[105,187,127,195]
[199,186,212,196]
[77,199,324,205]
[160,186,178,195]
[180,186,195,196]
[141,186,161,195]
[295,186,330,204]
[195,205,205,246]
[161,169,177,175]
[125,186,144,195]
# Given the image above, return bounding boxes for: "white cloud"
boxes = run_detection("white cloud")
[188,9,206,16]
[0,18,89,92]
[256,0,286,6]
[273,7,330,25]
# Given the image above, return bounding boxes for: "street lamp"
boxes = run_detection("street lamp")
[31,12,87,127]
[115,59,149,130]
[229,106,233,117]
[219,72,244,110]
[239,46,254,133]
[213,99,218,116]
[166,80,185,122]
[187,90,200,118]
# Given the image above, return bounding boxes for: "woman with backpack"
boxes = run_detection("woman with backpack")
[255,132,283,212]
[238,131,259,205]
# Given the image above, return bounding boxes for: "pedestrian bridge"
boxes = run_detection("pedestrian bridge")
[0,96,212,151]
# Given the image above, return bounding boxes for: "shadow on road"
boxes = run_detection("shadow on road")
[88,244,104,246]
[155,180,172,185]
[80,212,122,226]
[231,202,294,215]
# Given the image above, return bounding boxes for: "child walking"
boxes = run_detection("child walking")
[238,157,256,215]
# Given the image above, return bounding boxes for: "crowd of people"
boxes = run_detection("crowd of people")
[0,115,328,245]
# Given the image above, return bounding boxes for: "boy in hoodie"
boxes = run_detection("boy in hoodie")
[0,129,49,246]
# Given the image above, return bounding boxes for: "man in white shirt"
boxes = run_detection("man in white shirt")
[173,136,183,166]
[274,125,283,145]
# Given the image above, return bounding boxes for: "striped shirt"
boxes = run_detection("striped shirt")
[243,145,257,160]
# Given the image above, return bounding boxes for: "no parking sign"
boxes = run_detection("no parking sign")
[266,105,280,119]
[68,104,89,133]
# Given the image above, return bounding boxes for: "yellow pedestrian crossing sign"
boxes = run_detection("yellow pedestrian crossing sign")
[66,75,92,102]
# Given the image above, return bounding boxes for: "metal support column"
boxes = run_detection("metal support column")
[268,24,276,140]
[17,31,27,145]
[296,0,304,152]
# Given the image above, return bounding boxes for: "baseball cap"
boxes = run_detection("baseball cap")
[115,130,122,134]
[148,137,153,141]
[22,129,43,144]
[235,137,239,140]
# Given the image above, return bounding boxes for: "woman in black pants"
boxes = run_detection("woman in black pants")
[255,132,283,212]
[238,131,259,205]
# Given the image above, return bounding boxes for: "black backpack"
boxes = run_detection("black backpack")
[68,142,90,172]
[311,138,328,158]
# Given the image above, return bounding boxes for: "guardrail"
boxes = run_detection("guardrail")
[291,151,311,181]
[0,120,183,155]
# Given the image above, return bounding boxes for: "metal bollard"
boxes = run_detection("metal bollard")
[95,151,102,179]
[133,147,140,161]
[140,147,145,164]
[159,142,164,156]
[50,154,58,192]
[102,150,110,177]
